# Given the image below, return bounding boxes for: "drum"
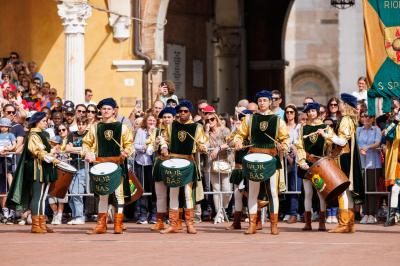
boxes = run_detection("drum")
[124,170,144,205]
[49,162,77,198]
[243,153,277,182]
[160,158,194,187]
[306,157,351,202]
[89,162,122,195]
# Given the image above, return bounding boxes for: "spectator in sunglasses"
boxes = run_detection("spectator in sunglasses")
[86,104,98,126]
[1,73,16,98]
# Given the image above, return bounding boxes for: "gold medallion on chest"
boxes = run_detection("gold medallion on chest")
[259,121,269,132]
[178,130,187,142]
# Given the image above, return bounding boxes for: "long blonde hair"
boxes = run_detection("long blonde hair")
[342,103,359,125]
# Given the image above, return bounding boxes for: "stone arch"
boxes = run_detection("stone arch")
[286,66,337,107]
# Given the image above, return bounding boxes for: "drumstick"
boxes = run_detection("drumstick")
[303,127,329,139]
[110,136,124,152]
[263,132,280,146]
[185,131,208,154]
[241,144,254,149]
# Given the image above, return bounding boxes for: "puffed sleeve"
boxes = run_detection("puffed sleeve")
[194,124,209,153]
[277,118,290,152]
[82,123,97,155]
[28,133,51,161]
[233,115,251,143]
[294,125,307,165]
[121,124,134,156]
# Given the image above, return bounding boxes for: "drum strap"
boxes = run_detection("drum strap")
[169,153,195,162]
[248,147,277,156]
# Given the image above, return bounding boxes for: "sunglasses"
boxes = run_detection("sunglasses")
[285,110,295,114]
[10,56,17,59]
[58,128,67,132]
[178,109,189,114]
[49,92,56,95]
[76,110,86,113]
[205,117,216,123]
[6,111,16,115]
[329,103,338,107]
[272,97,280,101]
[87,110,96,114]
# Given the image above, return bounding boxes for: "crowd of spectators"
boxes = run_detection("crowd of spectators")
[0,51,396,227]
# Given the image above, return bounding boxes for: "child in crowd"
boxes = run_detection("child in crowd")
[157,80,179,107]
[0,118,16,224]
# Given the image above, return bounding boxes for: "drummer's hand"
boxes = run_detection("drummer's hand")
[161,147,169,157]
[53,159,60,166]
[210,148,219,160]
[220,143,229,151]
[316,129,327,138]
[198,144,208,154]
[235,140,243,151]
[85,154,94,163]
[300,163,309,170]
[121,150,129,158]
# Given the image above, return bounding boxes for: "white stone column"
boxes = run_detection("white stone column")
[57,0,92,104]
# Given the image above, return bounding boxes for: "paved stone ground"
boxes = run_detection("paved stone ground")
[0,222,399,266]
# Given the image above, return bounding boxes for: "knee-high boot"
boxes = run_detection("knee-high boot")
[328,209,350,233]
[86,213,107,234]
[245,214,257,234]
[270,213,279,235]
[161,209,179,234]
[226,211,242,230]
[318,211,326,231]
[302,211,312,231]
[185,209,197,234]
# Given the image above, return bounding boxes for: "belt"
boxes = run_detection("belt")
[169,153,195,162]
[249,147,277,156]
[95,156,124,164]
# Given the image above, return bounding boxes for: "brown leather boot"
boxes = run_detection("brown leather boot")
[185,209,197,234]
[39,215,54,233]
[270,213,279,235]
[318,211,326,231]
[256,210,262,230]
[151,213,166,231]
[160,209,179,234]
[226,211,242,230]
[348,208,355,233]
[177,209,183,230]
[328,209,350,233]
[244,214,257,234]
[114,213,124,234]
[31,215,46,233]
[302,211,312,231]
[86,213,107,234]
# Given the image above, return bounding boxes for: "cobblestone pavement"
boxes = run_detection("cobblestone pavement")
[0,222,398,266]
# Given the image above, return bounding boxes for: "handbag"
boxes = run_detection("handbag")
[212,160,232,174]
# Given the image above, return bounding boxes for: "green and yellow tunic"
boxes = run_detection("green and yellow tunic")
[7,128,57,211]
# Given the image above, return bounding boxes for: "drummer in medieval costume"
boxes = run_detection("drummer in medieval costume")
[296,102,336,231]
[159,100,208,234]
[146,106,176,231]
[7,112,59,233]
[381,111,400,227]
[83,98,134,234]
[226,109,253,230]
[233,90,290,235]
[317,93,364,233]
